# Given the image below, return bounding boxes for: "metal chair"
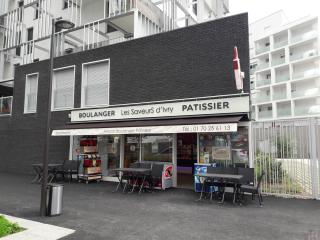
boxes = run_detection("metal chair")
[240,171,265,206]
[148,163,163,191]
[238,168,254,185]
[62,160,80,182]
[205,167,224,201]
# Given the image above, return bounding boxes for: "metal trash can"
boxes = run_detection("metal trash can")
[47,183,63,216]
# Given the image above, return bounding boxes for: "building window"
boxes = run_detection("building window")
[82,59,110,107]
[34,3,39,19]
[52,66,75,110]
[141,134,173,162]
[27,27,33,41]
[27,27,33,54]
[63,0,69,9]
[24,73,38,113]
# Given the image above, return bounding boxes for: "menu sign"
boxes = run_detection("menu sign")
[71,95,249,122]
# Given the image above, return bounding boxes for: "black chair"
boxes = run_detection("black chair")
[205,167,225,201]
[48,160,67,182]
[229,163,247,168]
[220,167,238,203]
[148,163,163,191]
[240,171,265,206]
[140,162,152,170]
[62,160,80,182]
[234,163,247,168]
[130,162,141,168]
[238,168,254,185]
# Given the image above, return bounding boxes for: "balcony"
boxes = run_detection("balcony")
[0,96,12,116]
[295,105,319,116]
[292,68,320,80]
[277,106,291,118]
[256,62,270,71]
[292,88,320,98]
[290,49,318,62]
[256,46,270,55]
[272,58,286,66]
[273,92,287,101]
[255,94,271,103]
[291,30,317,44]
[273,40,288,49]
[275,74,290,83]
[258,110,273,119]
[256,79,271,88]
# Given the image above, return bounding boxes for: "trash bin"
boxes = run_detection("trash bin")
[47,183,63,216]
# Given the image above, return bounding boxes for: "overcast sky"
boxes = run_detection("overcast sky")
[229,0,320,23]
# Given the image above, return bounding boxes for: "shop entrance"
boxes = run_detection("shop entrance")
[177,133,197,189]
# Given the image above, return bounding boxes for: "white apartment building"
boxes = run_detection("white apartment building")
[0,0,229,115]
[250,12,320,121]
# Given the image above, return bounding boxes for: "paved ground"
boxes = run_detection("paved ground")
[1,172,320,240]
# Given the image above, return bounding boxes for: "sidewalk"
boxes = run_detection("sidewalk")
[1,214,74,240]
[1,172,320,240]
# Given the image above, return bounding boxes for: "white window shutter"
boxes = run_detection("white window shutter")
[84,60,109,107]
[53,67,74,109]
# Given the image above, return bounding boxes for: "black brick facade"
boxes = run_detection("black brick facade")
[0,13,249,174]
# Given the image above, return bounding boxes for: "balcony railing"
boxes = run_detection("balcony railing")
[273,40,288,49]
[292,69,320,80]
[272,58,285,66]
[290,50,318,62]
[292,88,320,98]
[258,111,273,119]
[273,92,287,100]
[256,79,271,87]
[295,106,312,116]
[255,46,270,55]
[291,30,317,44]
[256,63,270,71]
[277,108,291,117]
[275,74,290,83]
[256,95,271,103]
[0,96,12,116]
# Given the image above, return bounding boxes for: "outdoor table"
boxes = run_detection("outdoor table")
[31,163,63,183]
[194,173,243,204]
[112,168,151,194]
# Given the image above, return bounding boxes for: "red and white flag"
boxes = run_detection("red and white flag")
[233,46,244,91]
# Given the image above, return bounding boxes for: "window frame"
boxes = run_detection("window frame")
[51,65,76,111]
[81,58,110,108]
[24,72,39,114]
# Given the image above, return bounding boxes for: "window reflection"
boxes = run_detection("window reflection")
[141,134,173,162]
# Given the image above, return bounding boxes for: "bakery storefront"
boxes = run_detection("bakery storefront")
[52,94,250,189]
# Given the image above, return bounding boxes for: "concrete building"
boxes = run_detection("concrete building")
[0,0,229,116]
[0,13,250,189]
[250,12,320,120]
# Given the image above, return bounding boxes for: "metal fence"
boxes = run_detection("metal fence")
[251,118,320,199]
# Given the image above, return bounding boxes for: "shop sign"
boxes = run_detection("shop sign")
[52,123,237,136]
[71,96,249,122]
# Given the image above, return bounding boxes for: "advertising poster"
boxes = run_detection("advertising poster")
[212,147,231,160]
[161,163,173,189]
[194,163,210,192]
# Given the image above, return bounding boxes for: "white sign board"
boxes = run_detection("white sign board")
[71,96,249,122]
[52,123,237,136]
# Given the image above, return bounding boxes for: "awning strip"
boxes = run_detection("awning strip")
[52,123,237,136]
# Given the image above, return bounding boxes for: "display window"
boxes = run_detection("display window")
[97,135,120,176]
[124,135,140,168]
[141,134,173,162]
[199,127,249,166]
[72,135,120,177]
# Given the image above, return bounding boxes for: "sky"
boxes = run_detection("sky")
[229,0,320,23]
